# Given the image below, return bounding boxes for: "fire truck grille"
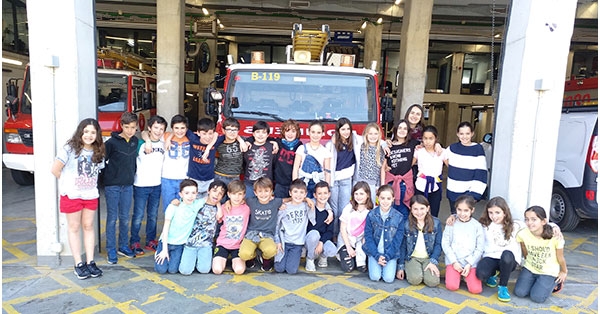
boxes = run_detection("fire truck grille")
[18,129,33,147]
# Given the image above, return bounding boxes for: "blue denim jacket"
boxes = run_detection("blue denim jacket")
[397,216,442,270]
[363,207,405,261]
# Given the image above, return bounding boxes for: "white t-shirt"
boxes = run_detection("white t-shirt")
[414,147,445,193]
[296,143,332,181]
[135,138,165,187]
[162,133,190,180]
[337,204,369,248]
[56,145,104,200]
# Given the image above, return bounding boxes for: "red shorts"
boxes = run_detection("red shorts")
[59,195,98,214]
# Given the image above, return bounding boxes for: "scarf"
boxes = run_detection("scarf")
[281,138,300,151]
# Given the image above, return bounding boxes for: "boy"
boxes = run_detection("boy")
[238,177,283,271]
[274,179,311,274]
[131,115,167,256]
[243,121,276,197]
[213,118,245,187]
[104,112,139,264]
[155,179,204,274]
[179,180,227,275]
[187,118,224,199]
[212,180,251,275]
[305,181,337,271]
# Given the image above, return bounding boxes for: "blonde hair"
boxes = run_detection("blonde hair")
[362,122,383,167]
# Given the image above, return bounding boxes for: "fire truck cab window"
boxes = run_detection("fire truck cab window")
[97,73,128,112]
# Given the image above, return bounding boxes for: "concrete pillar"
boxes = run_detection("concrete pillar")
[229,41,238,64]
[444,102,460,146]
[395,0,434,121]
[157,0,185,122]
[27,0,97,266]
[490,0,577,219]
[363,23,382,71]
[448,53,465,95]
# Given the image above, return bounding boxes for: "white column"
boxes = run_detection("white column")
[157,0,185,123]
[490,0,578,219]
[27,0,97,266]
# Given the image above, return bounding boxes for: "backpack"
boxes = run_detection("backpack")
[299,144,323,184]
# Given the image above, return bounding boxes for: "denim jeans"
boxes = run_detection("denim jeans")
[179,245,213,275]
[161,178,183,212]
[105,185,133,252]
[214,174,239,203]
[368,255,397,283]
[305,230,337,260]
[416,186,442,217]
[274,184,290,198]
[391,181,409,217]
[154,242,184,274]
[330,177,352,236]
[274,243,303,274]
[131,185,161,245]
[514,267,556,303]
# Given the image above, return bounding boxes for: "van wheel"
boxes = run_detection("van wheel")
[10,169,34,186]
[550,184,579,231]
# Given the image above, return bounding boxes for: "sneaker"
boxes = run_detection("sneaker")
[86,261,103,278]
[245,259,256,269]
[356,265,367,273]
[145,240,158,252]
[552,282,563,294]
[117,246,136,258]
[486,270,499,288]
[497,285,511,302]
[74,262,91,280]
[261,257,273,271]
[131,242,144,256]
[305,259,316,272]
[107,249,118,264]
[317,256,328,268]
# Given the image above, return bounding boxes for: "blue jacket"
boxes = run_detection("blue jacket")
[363,207,405,261]
[397,216,442,270]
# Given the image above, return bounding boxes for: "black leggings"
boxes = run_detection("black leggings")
[476,250,518,286]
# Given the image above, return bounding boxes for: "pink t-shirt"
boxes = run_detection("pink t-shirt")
[216,204,250,250]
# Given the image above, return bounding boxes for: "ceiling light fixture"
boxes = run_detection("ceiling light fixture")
[445,53,453,59]
[217,18,221,24]
[2,57,22,66]
[376,17,383,24]
[361,21,367,29]
[219,23,224,29]
[395,0,401,5]
[494,33,501,38]
[202,8,209,15]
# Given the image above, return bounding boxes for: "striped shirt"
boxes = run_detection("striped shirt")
[443,142,488,202]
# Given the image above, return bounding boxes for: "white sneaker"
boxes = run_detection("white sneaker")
[318,256,328,268]
[305,258,316,271]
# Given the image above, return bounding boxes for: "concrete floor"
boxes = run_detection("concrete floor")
[2,167,598,313]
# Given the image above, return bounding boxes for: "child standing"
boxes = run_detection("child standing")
[131,115,167,257]
[238,177,282,271]
[104,112,139,263]
[274,179,310,274]
[160,114,190,216]
[179,180,226,275]
[155,179,204,274]
[354,123,386,202]
[404,104,425,142]
[51,118,105,279]
[186,118,223,199]
[212,180,251,275]
[363,185,405,283]
[397,195,442,287]
[442,195,484,294]
[243,121,276,197]
[382,119,418,217]
[273,119,303,198]
[413,125,445,217]
[305,181,337,271]
[293,120,332,197]
[515,206,567,303]
[337,181,373,273]
[443,121,487,213]
[213,117,246,187]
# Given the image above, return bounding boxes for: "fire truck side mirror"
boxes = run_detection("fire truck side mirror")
[142,92,153,109]
[380,96,394,124]
[5,95,18,118]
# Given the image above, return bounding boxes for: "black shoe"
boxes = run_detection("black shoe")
[357,265,367,273]
[246,259,256,269]
[86,261,103,278]
[74,262,91,280]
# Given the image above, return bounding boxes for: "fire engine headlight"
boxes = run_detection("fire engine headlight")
[5,133,23,144]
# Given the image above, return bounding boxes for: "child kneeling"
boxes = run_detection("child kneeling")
[304,182,337,271]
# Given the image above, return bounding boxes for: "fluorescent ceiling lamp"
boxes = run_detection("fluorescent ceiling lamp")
[202,8,209,15]
[361,21,367,29]
[219,23,224,29]
[445,53,453,59]
[494,33,501,38]
[2,57,23,66]
[376,17,383,24]
[395,0,401,4]
[217,19,221,24]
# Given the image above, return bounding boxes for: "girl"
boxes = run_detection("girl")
[381,119,418,217]
[337,182,373,273]
[515,206,568,303]
[404,104,425,142]
[273,119,303,198]
[412,125,445,217]
[51,118,105,280]
[363,185,405,283]
[354,122,386,202]
[476,196,523,302]
[441,195,484,294]
[443,121,487,213]
[397,195,442,287]
[325,118,357,237]
[293,120,332,197]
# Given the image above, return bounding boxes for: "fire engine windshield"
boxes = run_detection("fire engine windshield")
[225,70,377,122]
[97,73,128,112]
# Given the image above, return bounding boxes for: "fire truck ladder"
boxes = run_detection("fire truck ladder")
[291,24,330,63]
[97,48,155,73]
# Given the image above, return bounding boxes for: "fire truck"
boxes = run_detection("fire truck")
[204,24,394,140]
[3,49,156,185]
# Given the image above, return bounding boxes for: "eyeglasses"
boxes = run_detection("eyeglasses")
[224,128,238,132]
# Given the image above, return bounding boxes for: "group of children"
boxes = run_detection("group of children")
[51,105,567,304]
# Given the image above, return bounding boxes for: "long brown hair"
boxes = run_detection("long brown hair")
[334,117,353,152]
[408,195,434,233]
[480,196,514,241]
[404,104,425,130]
[67,118,105,163]
[350,181,373,211]
[525,206,553,240]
